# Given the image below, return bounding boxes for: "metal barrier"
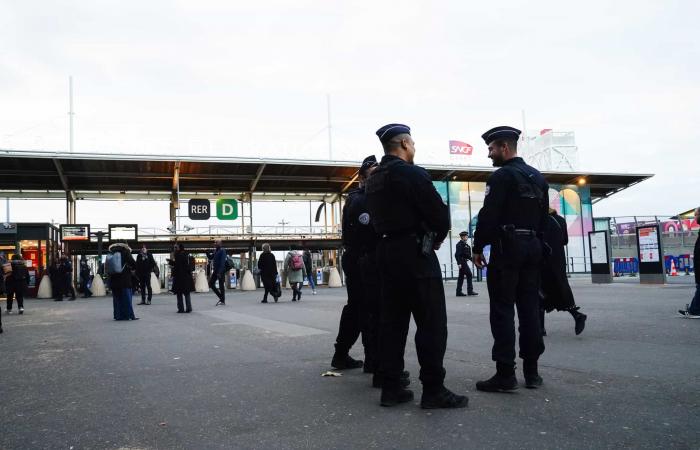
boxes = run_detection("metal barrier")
[613,257,639,276]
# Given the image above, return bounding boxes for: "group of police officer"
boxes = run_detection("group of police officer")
[330,123,550,408]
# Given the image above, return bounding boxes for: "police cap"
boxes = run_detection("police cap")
[376,123,411,144]
[459,231,468,237]
[481,126,521,145]
[359,155,378,175]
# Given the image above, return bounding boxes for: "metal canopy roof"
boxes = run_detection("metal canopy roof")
[0,149,652,202]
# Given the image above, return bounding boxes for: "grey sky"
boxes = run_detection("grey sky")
[1,0,699,228]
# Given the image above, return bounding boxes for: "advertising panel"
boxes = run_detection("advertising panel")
[638,226,660,263]
[589,231,608,264]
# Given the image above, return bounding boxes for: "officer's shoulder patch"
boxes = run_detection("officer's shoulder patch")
[358,213,370,225]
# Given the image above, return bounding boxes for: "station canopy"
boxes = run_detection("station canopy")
[0,149,652,203]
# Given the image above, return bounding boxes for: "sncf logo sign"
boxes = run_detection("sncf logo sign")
[449,140,473,155]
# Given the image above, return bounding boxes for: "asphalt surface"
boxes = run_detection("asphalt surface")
[1,277,699,450]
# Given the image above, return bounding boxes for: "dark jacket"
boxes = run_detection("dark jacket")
[210,247,227,275]
[79,260,91,280]
[302,250,313,273]
[108,243,136,290]
[172,250,195,294]
[258,252,278,280]
[6,257,28,290]
[365,155,450,279]
[541,212,575,311]
[694,233,699,284]
[454,240,472,266]
[135,252,156,278]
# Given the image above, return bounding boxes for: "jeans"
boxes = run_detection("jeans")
[306,271,316,290]
[209,273,226,302]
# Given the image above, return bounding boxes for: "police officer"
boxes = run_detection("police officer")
[331,155,380,370]
[455,231,478,297]
[366,123,467,409]
[472,126,549,392]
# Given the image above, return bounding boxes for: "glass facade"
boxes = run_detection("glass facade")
[434,181,593,277]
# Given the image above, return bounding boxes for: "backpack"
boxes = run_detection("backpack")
[290,252,304,270]
[224,255,235,272]
[106,251,125,275]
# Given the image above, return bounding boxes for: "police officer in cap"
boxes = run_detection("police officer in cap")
[455,231,477,297]
[472,126,549,392]
[331,155,380,370]
[365,123,468,409]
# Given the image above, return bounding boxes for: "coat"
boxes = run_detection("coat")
[135,252,156,278]
[694,233,700,284]
[108,243,137,290]
[541,212,575,312]
[284,251,307,283]
[257,251,278,286]
[172,250,195,294]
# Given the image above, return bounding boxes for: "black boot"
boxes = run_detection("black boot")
[456,292,467,297]
[570,309,587,335]
[421,386,468,409]
[523,359,543,388]
[380,388,414,407]
[331,349,363,370]
[476,363,518,392]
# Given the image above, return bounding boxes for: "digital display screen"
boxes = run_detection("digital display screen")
[61,224,90,241]
[109,224,138,241]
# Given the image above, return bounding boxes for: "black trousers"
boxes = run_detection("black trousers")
[335,251,368,355]
[139,275,152,302]
[487,237,545,367]
[456,264,474,294]
[6,284,24,310]
[176,292,192,312]
[359,252,380,369]
[209,273,226,302]
[80,277,92,297]
[65,276,76,298]
[376,241,447,390]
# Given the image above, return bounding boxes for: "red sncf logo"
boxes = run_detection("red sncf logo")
[449,140,473,155]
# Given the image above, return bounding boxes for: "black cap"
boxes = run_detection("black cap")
[376,123,411,143]
[459,231,468,236]
[359,155,378,175]
[481,126,521,145]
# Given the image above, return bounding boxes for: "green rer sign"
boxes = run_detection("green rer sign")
[216,198,238,220]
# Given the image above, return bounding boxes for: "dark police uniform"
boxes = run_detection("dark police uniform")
[455,233,476,296]
[365,125,455,400]
[332,164,379,369]
[473,126,549,390]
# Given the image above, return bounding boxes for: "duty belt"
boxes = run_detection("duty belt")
[514,229,536,236]
[380,231,417,239]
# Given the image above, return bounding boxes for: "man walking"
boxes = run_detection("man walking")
[79,256,93,298]
[209,240,227,306]
[455,231,478,296]
[678,207,700,318]
[135,245,156,305]
[472,126,549,392]
[366,123,468,409]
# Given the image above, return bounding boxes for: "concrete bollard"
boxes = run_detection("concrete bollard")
[91,274,107,297]
[328,267,342,288]
[150,272,161,295]
[37,275,53,298]
[195,270,209,293]
[240,270,256,291]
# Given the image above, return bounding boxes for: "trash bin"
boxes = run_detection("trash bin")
[322,266,331,284]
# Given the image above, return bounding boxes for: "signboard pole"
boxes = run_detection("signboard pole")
[636,224,665,284]
[588,230,612,283]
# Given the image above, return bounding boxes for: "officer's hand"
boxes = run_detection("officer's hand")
[473,253,486,268]
[457,264,462,269]
[433,241,442,250]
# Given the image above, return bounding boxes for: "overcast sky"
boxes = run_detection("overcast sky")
[1,0,698,229]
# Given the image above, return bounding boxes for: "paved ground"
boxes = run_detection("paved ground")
[1,277,699,449]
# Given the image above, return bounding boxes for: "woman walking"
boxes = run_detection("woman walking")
[284,248,307,302]
[5,254,28,315]
[172,243,194,313]
[258,243,279,303]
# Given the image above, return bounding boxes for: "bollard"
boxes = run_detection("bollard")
[194,270,209,293]
[240,270,256,291]
[91,274,107,297]
[150,272,161,295]
[328,267,342,288]
[37,275,53,299]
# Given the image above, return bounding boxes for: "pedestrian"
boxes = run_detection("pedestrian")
[171,243,194,313]
[79,256,93,298]
[107,242,138,321]
[208,239,227,306]
[0,251,6,333]
[365,123,468,409]
[48,257,62,301]
[5,254,28,315]
[284,248,307,302]
[331,155,379,372]
[60,254,77,301]
[302,248,317,295]
[258,243,279,303]
[455,231,478,297]
[472,126,549,392]
[135,245,156,305]
[678,207,700,318]
[540,208,587,335]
